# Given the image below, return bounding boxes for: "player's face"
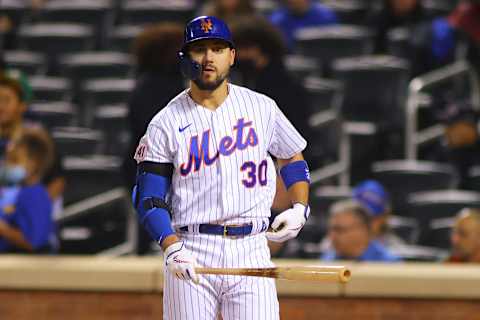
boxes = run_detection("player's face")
[451,215,480,260]
[188,39,235,91]
[0,86,26,127]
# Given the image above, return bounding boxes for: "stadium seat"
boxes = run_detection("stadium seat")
[321,0,370,25]
[108,24,142,53]
[422,0,456,19]
[331,55,410,125]
[468,166,480,190]
[284,55,321,83]
[62,155,123,205]
[386,27,411,59]
[58,198,128,254]
[59,155,126,254]
[308,109,343,169]
[1,0,30,47]
[254,0,278,16]
[420,217,455,250]
[303,76,343,113]
[18,23,94,74]
[59,52,132,106]
[406,190,480,247]
[38,0,113,48]
[93,104,130,155]
[294,25,374,74]
[4,50,46,75]
[310,185,351,218]
[29,76,71,102]
[81,78,134,126]
[83,78,134,106]
[26,101,76,129]
[51,126,104,157]
[372,160,458,213]
[120,0,195,25]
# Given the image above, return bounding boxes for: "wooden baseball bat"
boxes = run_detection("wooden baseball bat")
[195,266,351,283]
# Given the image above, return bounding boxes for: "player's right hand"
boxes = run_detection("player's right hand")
[164,241,200,284]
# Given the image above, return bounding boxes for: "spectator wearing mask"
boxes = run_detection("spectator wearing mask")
[321,199,401,262]
[0,75,65,215]
[0,126,55,253]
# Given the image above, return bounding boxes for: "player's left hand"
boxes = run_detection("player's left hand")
[266,203,310,242]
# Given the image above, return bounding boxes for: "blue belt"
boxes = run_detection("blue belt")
[179,224,253,237]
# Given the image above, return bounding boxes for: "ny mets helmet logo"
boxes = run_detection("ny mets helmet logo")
[200,18,213,33]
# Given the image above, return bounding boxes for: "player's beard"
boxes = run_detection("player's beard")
[193,67,229,91]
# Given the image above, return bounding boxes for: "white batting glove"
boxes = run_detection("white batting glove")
[164,241,200,284]
[266,203,310,242]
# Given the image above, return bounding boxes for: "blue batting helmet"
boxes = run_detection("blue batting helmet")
[183,16,234,51]
[179,16,234,80]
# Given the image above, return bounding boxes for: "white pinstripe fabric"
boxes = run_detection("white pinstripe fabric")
[136,84,307,227]
[164,233,279,320]
[135,83,306,319]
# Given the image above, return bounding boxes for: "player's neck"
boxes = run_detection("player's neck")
[189,80,229,110]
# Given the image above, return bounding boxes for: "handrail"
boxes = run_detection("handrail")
[57,187,138,256]
[57,187,127,223]
[405,60,479,159]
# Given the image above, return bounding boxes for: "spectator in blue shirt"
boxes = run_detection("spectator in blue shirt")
[269,0,338,51]
[0,126,55,253]
[321,199,401,262]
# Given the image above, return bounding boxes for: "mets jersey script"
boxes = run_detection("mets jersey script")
[134,83,307,227]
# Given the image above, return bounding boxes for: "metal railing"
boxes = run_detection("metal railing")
[405,60,480,159]
[57,187,138,256]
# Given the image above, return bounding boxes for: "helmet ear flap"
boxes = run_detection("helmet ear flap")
[178,51,202,80]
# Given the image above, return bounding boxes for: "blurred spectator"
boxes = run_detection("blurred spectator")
[447,208,480,263]
[321,199,401,262]
[0,126,56,253]
[199,0,256,22]
[230,15,311,144]
[269,0,338,51]
[447,0,480,76]
[368,0,427,54]
[0,75,65,215]
[408,0,480,76]
[0,54,33,104]
[353,180,406,249]
[122,22,185,254]
[434,100,480,189]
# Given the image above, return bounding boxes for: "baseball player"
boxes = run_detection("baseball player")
[133,15,310,320]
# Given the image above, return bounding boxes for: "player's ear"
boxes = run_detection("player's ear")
[229,48,236,66]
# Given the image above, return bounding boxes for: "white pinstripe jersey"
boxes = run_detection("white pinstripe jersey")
[134,83,306,227]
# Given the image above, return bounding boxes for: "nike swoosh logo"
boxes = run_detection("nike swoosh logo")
[179,123,192,132]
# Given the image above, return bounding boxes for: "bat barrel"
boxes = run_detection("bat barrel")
[196,266,351,283]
